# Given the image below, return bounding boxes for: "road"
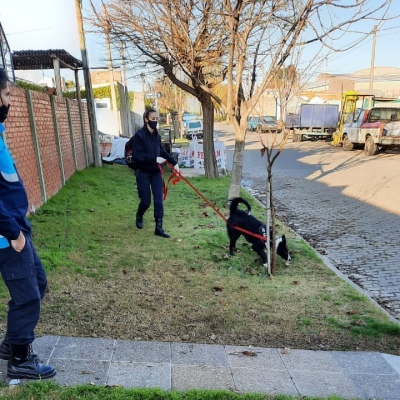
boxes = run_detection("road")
[215,122,400,321]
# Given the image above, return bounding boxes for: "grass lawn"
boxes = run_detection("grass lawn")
[0,164,398,399]
[0,381,348,400]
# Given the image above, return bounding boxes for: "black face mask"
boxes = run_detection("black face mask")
[148,120,158,130]
[0,104,10,123]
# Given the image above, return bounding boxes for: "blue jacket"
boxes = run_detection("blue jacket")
[0,123,31,249]
[132,125,176,172]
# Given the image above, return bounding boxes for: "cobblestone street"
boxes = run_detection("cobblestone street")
[217,123,400,322]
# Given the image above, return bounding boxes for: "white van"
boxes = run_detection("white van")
[184,119,203,139]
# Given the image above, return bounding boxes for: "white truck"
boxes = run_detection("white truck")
[341,107,400,156]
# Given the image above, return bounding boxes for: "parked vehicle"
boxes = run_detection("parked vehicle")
[341,107,400,156]
[292,104,339,142]
[258,115,281,133]
[185,119,203,139]
[182,113,198,122]
[247,116,280,132]
[285,113,300,129]
[247,116,263,131]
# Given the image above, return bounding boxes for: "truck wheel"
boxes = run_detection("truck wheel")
[293,133,302,142]
[364,136,376,156]
[342,136,353,151]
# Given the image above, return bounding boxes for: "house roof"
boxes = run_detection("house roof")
[12,49,82,70]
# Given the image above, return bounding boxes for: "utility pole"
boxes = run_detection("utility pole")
[120,43,133,137]
[368,25,378,107]
[74,0,102,167]
[103,4,121,135]
[140,72,146,111]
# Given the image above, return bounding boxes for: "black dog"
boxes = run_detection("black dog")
[227,197,291,265]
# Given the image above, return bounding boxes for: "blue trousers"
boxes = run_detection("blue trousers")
[136,170,164,219]
[0,236,47,345]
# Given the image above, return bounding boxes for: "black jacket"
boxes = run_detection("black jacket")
[132,125,176,172]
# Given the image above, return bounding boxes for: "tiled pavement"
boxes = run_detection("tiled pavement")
[1,335,400,400]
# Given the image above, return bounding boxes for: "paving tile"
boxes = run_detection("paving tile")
[0,360,8,383]
[51,359,109,386]
[108,362,171,390]
[231,367,298,396]
[172,365,233,391]
[171,342,228,366]
[51,337,114,361]
[113,340,170,363]
[280,349,342,373]
[33,335,60,362]
[382,353,400,375]
[290,369,363,399]
[225,345,285,370]
[349,373,400,400]
[331,351,396,374]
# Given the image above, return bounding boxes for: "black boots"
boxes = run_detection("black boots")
[7,344,56,380]
[154,218,170,238]
[136,212,144,229]
[136,214,169,238]
[0,338,40,362]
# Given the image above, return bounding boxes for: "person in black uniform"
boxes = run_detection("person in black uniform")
[0,68,55,379]
[132,109,179,238]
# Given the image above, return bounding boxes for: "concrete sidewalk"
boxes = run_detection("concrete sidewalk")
[1,335,399,399]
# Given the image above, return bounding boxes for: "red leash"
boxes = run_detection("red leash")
[161,161,268,242]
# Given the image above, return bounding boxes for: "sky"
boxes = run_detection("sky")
[1,0,400,92]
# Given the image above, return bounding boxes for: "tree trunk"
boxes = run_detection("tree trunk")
[268,163,277,275]
[201,97,218,178]
[228,136,245,199]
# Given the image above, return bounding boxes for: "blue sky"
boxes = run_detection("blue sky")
[1,0,399,92]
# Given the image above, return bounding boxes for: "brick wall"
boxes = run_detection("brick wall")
[31,91,62,200]
[3,86,94,212]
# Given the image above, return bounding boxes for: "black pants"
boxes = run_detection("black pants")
[136,170,164,219]
[0,236,47,346]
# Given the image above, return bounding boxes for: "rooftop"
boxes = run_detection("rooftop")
[12,49,82,70]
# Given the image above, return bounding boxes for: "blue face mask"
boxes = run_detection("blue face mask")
[0,104,10,123]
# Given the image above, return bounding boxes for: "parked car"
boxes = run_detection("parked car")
[185,119,203,139]
[247,116,280,132]
[259,115,280,133]
[247,116,263,131]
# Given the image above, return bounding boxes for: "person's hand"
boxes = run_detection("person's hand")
[173,164,180,173]
[11,231,25,253]
[156,157,166,164]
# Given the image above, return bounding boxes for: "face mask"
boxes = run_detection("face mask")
[148,120,158,130]
[0,104,10,123]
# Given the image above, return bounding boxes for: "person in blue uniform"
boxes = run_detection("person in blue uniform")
[132,109,179,238]
[0,68,55,379]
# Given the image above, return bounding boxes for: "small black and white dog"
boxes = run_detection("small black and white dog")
[227,197,291,265]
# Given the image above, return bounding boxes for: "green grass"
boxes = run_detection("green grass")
[0,381,355,400]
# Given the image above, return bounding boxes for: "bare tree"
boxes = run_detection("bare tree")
[88,0,229,178]
[87,0,395,184]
